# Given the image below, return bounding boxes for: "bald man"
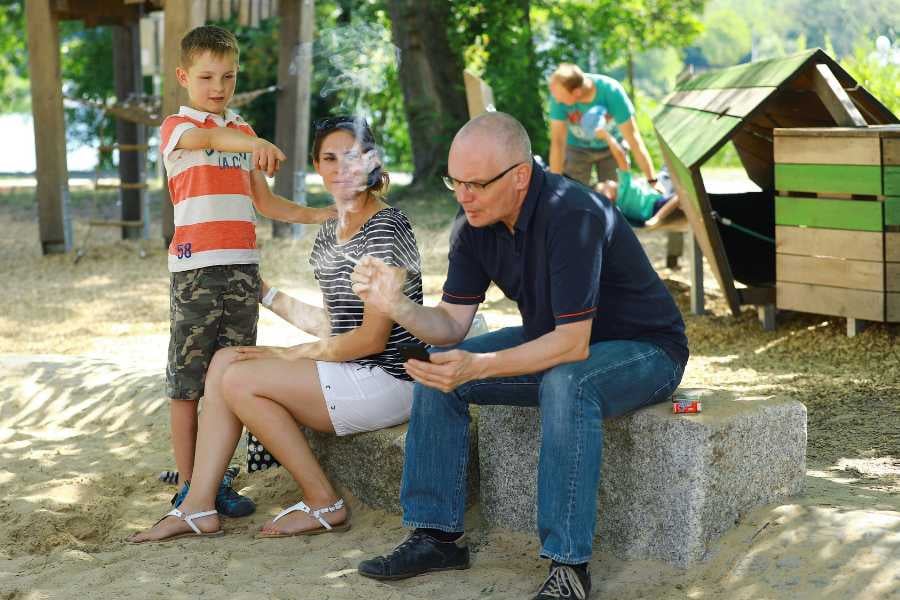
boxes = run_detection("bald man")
[352,112,688,599]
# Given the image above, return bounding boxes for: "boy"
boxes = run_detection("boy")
[160,25,333,517]
[593,127,679,228]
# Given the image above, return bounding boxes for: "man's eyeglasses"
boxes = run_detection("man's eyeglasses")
[442,162,524,193]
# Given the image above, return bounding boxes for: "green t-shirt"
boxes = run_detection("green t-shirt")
[548,73,635,150]
[615,169,662,223]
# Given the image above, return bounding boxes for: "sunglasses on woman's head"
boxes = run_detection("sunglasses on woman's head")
[313,115,369,131]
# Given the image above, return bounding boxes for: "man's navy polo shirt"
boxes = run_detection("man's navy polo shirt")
[442,161,688,367]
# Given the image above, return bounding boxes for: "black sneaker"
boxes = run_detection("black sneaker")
[357,530,470,580]
[533,562,591,599]
[215,466,255,518]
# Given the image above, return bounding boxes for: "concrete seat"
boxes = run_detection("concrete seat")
[306,421,480,514]
[477,389,806,566]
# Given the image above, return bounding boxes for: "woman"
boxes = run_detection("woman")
[127,116,425,542]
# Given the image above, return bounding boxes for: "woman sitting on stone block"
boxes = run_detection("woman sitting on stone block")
[127,116,426,543]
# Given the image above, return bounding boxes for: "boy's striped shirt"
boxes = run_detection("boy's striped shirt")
[160,106,258,272]
[310,207,425,380]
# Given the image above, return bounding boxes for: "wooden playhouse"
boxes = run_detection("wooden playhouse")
[654,48,899,334]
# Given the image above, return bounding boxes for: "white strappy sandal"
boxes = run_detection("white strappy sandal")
[256,498,351,538]
[125,508,224,544]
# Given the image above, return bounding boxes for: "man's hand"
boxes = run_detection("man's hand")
[252,139,287,177]
[350,255,407,317]
[404,349,487,393]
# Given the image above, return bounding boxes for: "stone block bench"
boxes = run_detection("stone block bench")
[478,389,806,566]
[305,421,479,514]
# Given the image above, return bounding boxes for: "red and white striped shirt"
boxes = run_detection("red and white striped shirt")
[160,106,259,272]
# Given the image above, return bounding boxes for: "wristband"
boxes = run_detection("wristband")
[261,287,279,309]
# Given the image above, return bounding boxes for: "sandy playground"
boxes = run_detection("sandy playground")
[0,190,898,599]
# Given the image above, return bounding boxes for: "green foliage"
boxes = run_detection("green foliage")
[451,0,548,156]
[697,9,750,67]
[841,38,900,117]
[0,1,27,112]
[59,22,116,166]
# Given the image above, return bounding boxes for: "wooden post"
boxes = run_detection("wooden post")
[113,22,146,240]
[272,0,301,238]
[290,0,315,239]
[812,63,867,127]
[26,0,70,254]
[160,1,205,247]
[690,235,705,316]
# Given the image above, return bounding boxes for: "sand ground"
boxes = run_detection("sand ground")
[0,189,898,599]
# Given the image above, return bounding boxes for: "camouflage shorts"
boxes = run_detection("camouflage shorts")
[166,264,260,400]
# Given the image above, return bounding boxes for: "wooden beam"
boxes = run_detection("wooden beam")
[463,70,496,118]
[161,0,205,246]
[289,0,315,238]
[27,0,70,254]
[662,86,775,119]
[775,196,883,232]
[775,164,883,196]
[272,0,301,238]
[811,63,867,127]
[113,22,146,240]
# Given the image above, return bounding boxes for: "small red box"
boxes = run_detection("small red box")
[672,398,702,414]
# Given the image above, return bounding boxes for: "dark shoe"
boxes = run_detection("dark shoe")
[357,530,470,580]
[170,481,190,508]
[533,562,591,599]
[215,465,255,518]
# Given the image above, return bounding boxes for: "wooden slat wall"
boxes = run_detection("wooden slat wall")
[777,282,885,321]
[774,135,881,165]
[775,226,883,260]
[776,254,883,291]
[775,164,883,195]
[775,197,883,231]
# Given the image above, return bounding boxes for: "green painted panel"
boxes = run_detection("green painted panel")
[775,197,883,231]
[677,49,816,91]
[659,135,701,213]
[885,166,900,196]
[886,197,900,226]
[775,164,883,195]
[654,105,742,168]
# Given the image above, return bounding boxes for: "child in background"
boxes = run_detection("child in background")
[160,25,334,518]
[593,126,680,228]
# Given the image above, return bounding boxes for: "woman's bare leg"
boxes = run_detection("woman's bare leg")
[127,349,242,542]
[220,357,346,534]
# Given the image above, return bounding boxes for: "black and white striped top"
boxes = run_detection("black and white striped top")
[309,207,424,380]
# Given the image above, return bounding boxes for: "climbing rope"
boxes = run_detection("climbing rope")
[710,211,775,244]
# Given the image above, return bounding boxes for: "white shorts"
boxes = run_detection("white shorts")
[315,361,414,436]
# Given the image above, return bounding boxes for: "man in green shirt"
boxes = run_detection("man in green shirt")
[548,63,659,189]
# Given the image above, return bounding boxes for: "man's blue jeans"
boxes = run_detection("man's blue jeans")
[400,326,684,564]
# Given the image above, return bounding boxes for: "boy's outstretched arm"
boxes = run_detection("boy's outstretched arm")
[595,128,630,171]
[175,127,286,176]
[249,171,336,224]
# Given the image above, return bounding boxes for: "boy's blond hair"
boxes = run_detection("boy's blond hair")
[550,63,585,92]
[180,25,240,67]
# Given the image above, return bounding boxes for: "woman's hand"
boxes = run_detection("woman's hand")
[231,345,303,362]
[350,256,407,317]
[403,349,488,393]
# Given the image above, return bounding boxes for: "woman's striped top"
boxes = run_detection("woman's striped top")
[309,206,424,380]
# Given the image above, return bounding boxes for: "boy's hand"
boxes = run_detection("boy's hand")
[312,205,338,223]
[252,139,287,177]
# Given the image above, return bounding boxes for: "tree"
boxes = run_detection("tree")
[451,0,549,157]
[697,9,751,67]
[386,0,469,187]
